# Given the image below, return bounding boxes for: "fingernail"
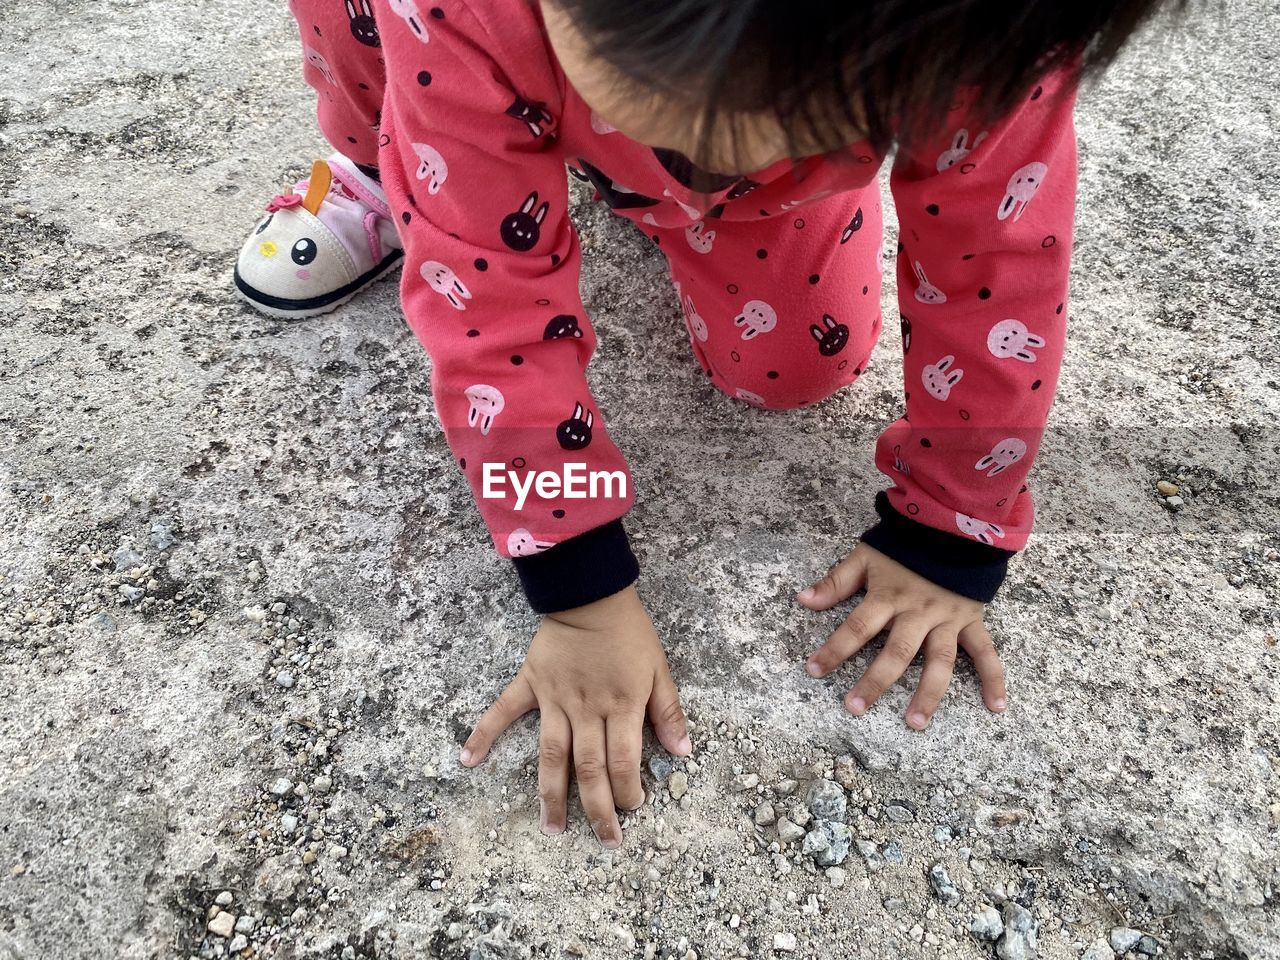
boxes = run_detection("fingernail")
[847,696,866,716]
[459,748,473,766]
[992,697,1007,712]
[806,659,823,677]
[676,735,692,756]
[908,711,928,730]
[539,802,562,835]
[797,587,816,602]
[600,835,621,850]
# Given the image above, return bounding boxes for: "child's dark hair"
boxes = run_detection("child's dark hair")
[551,0,1184,162]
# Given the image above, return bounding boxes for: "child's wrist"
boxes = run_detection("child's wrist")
[512,519,639,614]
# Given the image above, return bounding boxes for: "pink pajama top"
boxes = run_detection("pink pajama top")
[369,0,1076,611]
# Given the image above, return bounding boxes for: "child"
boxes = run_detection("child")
[235,0,1174,847]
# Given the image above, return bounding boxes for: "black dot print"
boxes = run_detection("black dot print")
[430,6,445,18]
[552,509,565,519]
[651,235,660,244]
[905,392,910,402]
[1042,235,1057,248]
[997,497,1008,507]
[313,25,321,34]
[474,258,488,271]
[926,204,940,216]
[793,218,805,229]
[347,136,358,144]
[862,285,869,295]
[535,298,551,305]
[960,163,976,175]
[896,241,904,253]
[759,209,770,217]
[417,71,432,86]
[408,194,417,207]
[727,283,739,294]
[838,359,848,370]
[907,503,920,515]
[959,409,971,421]
[767,371,779,380]
[858,155,873,164]
[731,350,742,362]
[962,253,976,261]
[920,437,932,448]
[1031,85,1044,100]
[358,83,369,91]
[854,367,862,376]
[1056,303,1064,315]
[510,355,524,366]
[1020,484,1028,493]
[459,458,467,469]
[551,254,561,266]
[512,457,526,469]
[809,274,820,285]
[1031,379,1042,390]
[756,248,768,259]
[402,212,411,224]
[467,329,479,337]
[979,287,991,299]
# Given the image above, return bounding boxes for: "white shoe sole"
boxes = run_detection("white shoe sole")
[234,250,405,320]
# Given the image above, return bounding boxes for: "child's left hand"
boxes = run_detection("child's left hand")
[797,543,1008,729]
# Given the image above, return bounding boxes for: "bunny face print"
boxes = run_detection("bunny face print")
[543,314,584,340]
[840,207,864,244]
[387,0,430,42]
[922,355,964,401]
[682,295,708,342]
[685,222,715,254]
[956,512,1005,545]
[734,300,778,340]
[987,319,1045,363]
[810,314,849,357]
[913,261,947,305]
[556,401,594,451]
[998,162,1049,221]
[412,143,448,195]
[304,48,336,86]
[507,528,555,557]
[505,97,555,138]
[345,0,380,46]
[464,384,505,436]
[936,128,988,172]
[975,438,1028,477]
[421,260,471,310]
[501,191,549,251]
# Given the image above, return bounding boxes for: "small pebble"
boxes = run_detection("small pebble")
[1109,928,1142,954]
[268,777,293,796]
[928,862,961,906]
[276,671,295,689]
[825,867,846,888]
[207,912,236,939]
[777,817,806,843]
[773,932,797,953]
[806,779,847,820]
[1083,940,1117,960]
[215,891,233,907]
[668,771,689,800]
[971,905,1004,941]
[1156,480,1180,497]
[754,802,777,826]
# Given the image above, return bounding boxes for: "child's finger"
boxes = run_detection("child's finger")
[647,666,692,757]
[460,674,536,767]
[605,712,646,812]
[571,716,622,849]
[806,597,894,677]
[796,550,869,610]
[959,622,1008,713]
[537,707,571,836]
[845,615,929,715]
[905,629,959,730]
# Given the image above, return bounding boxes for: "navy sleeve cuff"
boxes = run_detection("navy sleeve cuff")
[859,492,1014,603]
[512,520,640,614]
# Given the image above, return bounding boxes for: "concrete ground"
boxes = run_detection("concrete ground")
[0,1,1277,959]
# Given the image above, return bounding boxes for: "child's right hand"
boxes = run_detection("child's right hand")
[459,585,690,848]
